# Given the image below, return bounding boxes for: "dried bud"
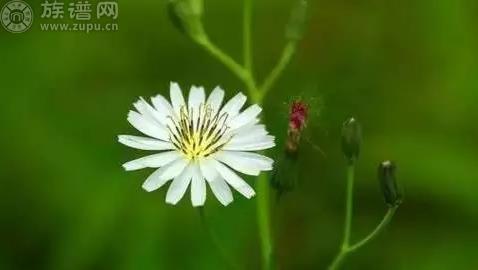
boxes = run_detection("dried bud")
[285,0,308,41]
[272,100,309,194]
[341,117,362,164]
[378,161,402,207]
[167,0,205,39]
[286,100,309,154]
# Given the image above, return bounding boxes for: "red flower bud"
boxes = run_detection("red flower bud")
[289,100,308,131]
[286,100,309,153]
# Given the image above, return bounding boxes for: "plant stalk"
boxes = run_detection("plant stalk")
[328,164,398,270]
[199,207,241,270]
[191,2,297,268]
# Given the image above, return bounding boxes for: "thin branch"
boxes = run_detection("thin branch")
[243,0,253,72]
[348,207,397,252]
[259,42,296,99]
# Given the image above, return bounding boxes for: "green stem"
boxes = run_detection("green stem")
[327,165,398,270]
[328,164,355,269]
[256,173,273,270]
[260,42,296,100]
[348,207,397,252]
[191,6,298,269]
[198,207,242,270]
[243,0,253,73]
[328,249,347,270]
[194,35,257,97]
[342,164,355,249]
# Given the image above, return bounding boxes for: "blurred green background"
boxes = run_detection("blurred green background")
[1,0,477,269]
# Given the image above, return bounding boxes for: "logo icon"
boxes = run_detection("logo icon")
[1,0,33,33]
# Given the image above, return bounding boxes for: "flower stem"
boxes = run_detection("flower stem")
[342,164,355,249]
[194,35,257,98]
[241,3,274,266]
[260,42,296,100]
[198,207,242,270]
[348,207,397,252]
[328,163,355,270]
[256,173,273,270]
[191,4,298,268]
[328,165,398,270]
[195,35,248,81]
[243,0,253,73]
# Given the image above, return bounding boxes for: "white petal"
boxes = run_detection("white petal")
[224,135,276,151]
[122,151,181,171]
[134,97,174,127]
[214,155,259,175]
[219,92,247,119]
[199,158,233,206]
[191,166,206,207]
[206,86,225,117]
[151,94,174,123]
[170,82,186,117]
[127,111,169,141]
[234,118,260,131]
[214,151,273,175]
[209,177,233,206]
[166,164,193,205]
[199,158,219,182]
[159,157,189,180]
[226,125,269,146]
[141,168,171,192]
[133,98,164,124]
[151,94,173,112]
[230,124,268,142]
[188,86,205,131]
[229,104,262,130]
[142,158,189,192]
[118,135,174,151]
[212,159,255,198]
[188,86,205,111]
[224,119,260,138]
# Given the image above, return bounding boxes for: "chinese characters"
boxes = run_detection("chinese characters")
[40,1,118,20]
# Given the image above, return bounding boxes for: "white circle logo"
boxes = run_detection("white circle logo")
[1,0,33,33]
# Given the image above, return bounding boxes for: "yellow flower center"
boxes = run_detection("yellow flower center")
[168,104,230,160]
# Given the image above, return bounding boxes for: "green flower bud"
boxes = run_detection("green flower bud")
[167,0,205,40]
[167,1,186,34]
[285,0,308,41]
[341,117,362,164]
[378,161,402,207]
[271,151,299,195]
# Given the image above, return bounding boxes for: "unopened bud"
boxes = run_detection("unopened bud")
[167,0,205,39]
[271,153,299,195]
[272,100,309,194]
[167,1,186,34]
[378,161,402,207]
[285,0,308,41]
[341,117,362,164]
[286,100,309,154]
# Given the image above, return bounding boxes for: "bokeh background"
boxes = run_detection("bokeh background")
[1,0,477,269]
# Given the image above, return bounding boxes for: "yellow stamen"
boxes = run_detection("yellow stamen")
[168,104,230,160]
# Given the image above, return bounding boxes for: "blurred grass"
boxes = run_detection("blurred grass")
[1,0,477,269]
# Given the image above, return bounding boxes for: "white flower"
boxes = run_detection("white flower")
[118,82,275,207]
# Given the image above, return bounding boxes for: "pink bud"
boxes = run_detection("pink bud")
[286,100,309,154]
[289,100,308,131]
